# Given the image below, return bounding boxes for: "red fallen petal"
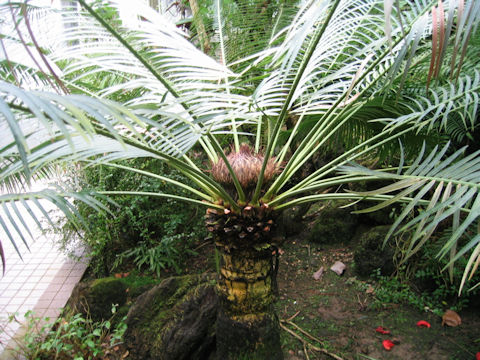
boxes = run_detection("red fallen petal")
[416,320,431,328]
[382,339,395,351]
[375,326,391,335]
[476,352,480,360]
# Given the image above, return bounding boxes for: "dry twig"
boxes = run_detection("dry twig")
[303,341,310,360]
[286,311,301,322]
[279,321,344,360]
[282,320,324,345]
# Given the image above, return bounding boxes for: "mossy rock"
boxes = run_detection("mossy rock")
[353,225,396,277]
[124,274,217,360]
[358,205,396,226]
[350,180,398,225]
[306,204,358,244]
[67,277,127,322]
[277,204,311,237]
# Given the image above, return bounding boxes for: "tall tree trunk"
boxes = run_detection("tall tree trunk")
[215,245,282,360]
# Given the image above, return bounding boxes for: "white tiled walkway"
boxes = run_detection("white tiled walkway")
[0,224,88,358]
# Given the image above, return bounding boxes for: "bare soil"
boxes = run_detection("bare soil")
[275,233,480,360]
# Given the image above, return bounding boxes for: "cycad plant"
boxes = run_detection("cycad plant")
[1,0,480,358]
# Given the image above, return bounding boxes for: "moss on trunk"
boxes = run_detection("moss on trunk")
[205,200,283,359]
[215,245,282,360]
[124,274,218,360]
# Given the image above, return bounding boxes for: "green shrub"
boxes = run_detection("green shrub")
[7,306,127,360]
[371,270,438,313]
[371,234,480,315]
[409,235,480,310]
[58,158,206,277]
[365,219,480,314]
[113,235,197,277]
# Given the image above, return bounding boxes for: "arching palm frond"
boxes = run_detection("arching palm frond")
[250,1,480,292]
[386,70,480,133]
[0,2,67,92]
[252,0,426,117]
[189,0,300,69]
[0,77,237,270]
[51,3,245,101]
[267,63,480,208]
[339,143,480,292]
[382,0,480,93]
[44,0,258,158]
[0,186,111,270]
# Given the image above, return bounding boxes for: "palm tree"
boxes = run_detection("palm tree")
[1,0,480,358]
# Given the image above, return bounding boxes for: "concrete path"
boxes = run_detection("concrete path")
[0,227,88,358]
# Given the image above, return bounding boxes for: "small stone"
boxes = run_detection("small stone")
[330,261,346,275]
[313,266,325,280]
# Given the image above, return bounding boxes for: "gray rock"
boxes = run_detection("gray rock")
[66,277,127,322]
[330,261,346,276]
[306,204,358,244]
[313,266,324,280]
[124,274,218,360]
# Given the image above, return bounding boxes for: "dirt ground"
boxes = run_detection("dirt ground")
[275,234,480,360]
[185,224,479,360]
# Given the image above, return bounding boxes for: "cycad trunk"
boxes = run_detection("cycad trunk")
[216,245,282,359]
[206,206,283,360]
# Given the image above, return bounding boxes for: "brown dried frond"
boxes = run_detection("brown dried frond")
[211,144,280,190]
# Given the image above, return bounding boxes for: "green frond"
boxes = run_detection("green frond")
[387,70,480,133]
[340,143,480,292]
[0,2,67,92]
[0,185,112,271]
[189,0,299,69]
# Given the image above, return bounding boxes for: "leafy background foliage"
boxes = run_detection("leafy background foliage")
[57,158,205,277]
